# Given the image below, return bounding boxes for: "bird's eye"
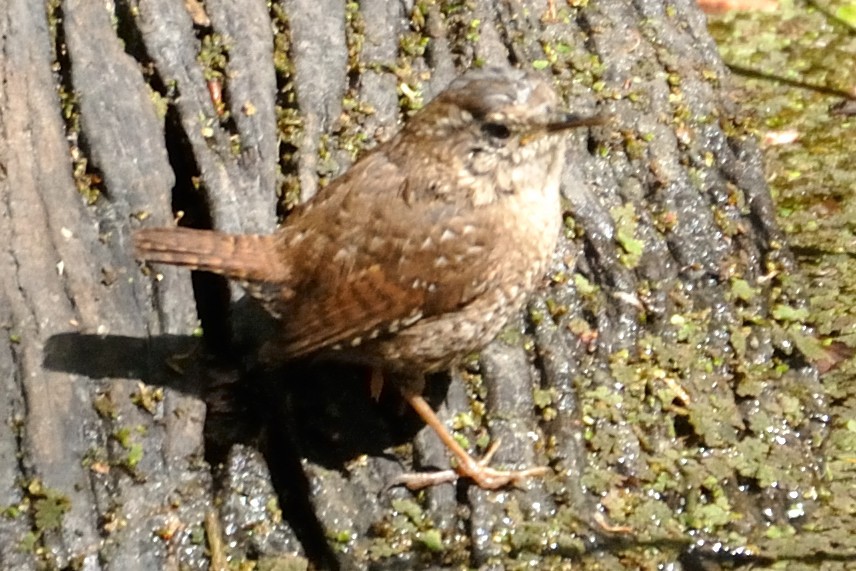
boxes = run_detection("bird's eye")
[481,122,511,140]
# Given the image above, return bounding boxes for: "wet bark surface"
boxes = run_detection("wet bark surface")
[0,0,832,569]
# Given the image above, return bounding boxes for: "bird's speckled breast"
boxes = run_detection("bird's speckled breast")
[366,136,566,373]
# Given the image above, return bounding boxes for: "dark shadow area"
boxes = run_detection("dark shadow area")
[252,361,445,571]
[676,549,764,571]
[43,332,202,391]
[265,361,449,467]
[42,327,436,469]
[727,63,856,100]
[791,244,856,260]
[43,318,448,568]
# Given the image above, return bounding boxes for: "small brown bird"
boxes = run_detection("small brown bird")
[135,66,601,489]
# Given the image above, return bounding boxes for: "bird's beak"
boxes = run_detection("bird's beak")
[545,113,608,133]
[521,113,607,146]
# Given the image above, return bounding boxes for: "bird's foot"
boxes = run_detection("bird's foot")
[393,439,549,490]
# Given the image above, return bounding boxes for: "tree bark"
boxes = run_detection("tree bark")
[0,0,827,569]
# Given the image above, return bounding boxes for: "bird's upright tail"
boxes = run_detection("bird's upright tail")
[134,227,287,283]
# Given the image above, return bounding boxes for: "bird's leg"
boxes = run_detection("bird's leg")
[369,367,385,401]
[393,391,549,490]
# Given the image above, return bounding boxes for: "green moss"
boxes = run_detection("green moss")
[149,88,169,119]
[17,531,38,553]
[130,383,164,414]
[623,130,649,161]
[344,1,364,71]
[112,426,146,470]
[610,203,644,268]
[270,4,304,213]
[13,480,73,554]
[729,277,758,302]
[197,33,229,82]
[93,393,117,419]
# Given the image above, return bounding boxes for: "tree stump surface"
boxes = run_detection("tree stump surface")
[0,0,833,569]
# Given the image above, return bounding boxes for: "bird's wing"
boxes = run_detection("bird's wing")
[270,149,495,360]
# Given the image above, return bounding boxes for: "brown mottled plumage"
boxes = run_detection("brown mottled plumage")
[135,66,601,489]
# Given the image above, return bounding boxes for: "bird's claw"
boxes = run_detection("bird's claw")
[392,439,549,490]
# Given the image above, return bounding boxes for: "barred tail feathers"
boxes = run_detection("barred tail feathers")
[134,227,285,283]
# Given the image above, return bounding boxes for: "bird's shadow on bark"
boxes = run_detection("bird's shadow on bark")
[42,297,449,570]
[41,297,444,472]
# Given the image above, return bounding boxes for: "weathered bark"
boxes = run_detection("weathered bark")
[0,0,828,569]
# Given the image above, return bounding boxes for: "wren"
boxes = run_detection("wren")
[135,66,602,489]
